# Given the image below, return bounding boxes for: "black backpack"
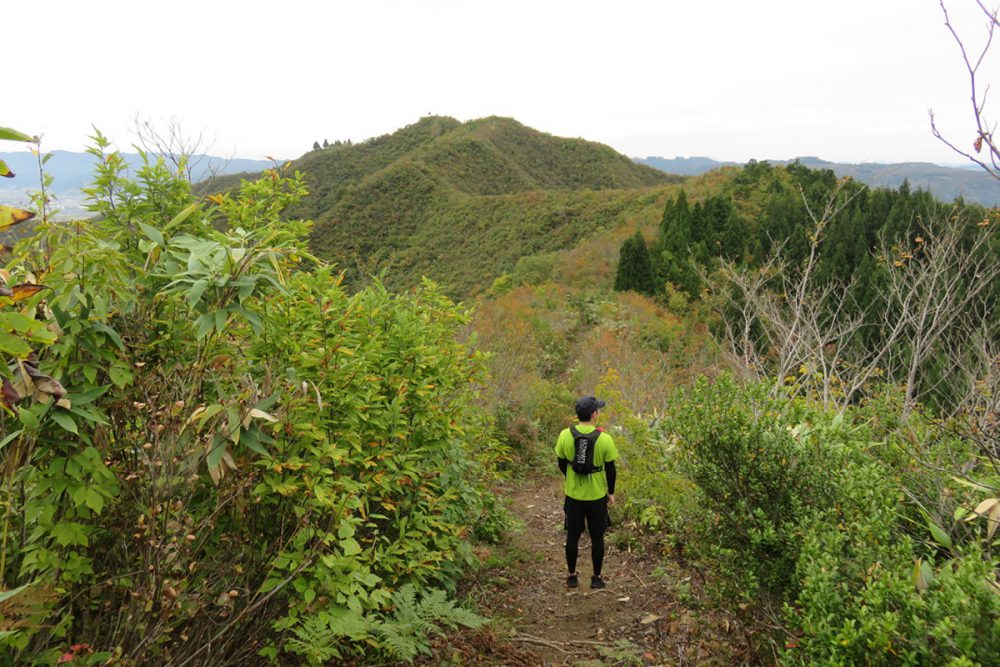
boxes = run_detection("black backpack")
[569,426,603,475]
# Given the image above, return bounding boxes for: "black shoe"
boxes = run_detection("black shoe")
[590,576,605,589]
[567,574,578,588]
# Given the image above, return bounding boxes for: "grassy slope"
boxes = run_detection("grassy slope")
[283,115,681,296]
[200,115,683,296]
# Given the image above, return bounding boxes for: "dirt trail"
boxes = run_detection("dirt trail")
[456,474,752,666]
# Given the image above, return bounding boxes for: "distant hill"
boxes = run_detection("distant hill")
[635,155,1000,206]
[635,156,741,176]
[204,116,681,296]
[0,150,276,215]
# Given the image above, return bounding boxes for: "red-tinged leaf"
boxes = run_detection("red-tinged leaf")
[10,284,46,303]
[974,136,984,153]
[1,379,20,406]
[57,653,74,664]
[69,643,90,652]
[0,206,34,230]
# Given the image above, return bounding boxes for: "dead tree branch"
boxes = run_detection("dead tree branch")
[931,1,1000,180]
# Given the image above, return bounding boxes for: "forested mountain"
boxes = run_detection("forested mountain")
[203,116,681,296]
[637,154,1000,206]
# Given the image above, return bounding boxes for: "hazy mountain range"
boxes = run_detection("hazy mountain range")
[0,150,276,215]
[635,156,999,206]
[3,139,996,220]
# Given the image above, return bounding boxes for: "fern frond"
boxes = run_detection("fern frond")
[369,585,488,662]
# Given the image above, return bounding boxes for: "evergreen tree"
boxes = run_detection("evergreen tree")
[312,141,321,151]
[615,230,657,295]
[655,190,701,297]
[659,189,691,249]
[323,138,330,148]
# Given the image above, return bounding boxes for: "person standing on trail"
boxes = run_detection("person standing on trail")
[555,396,618,589]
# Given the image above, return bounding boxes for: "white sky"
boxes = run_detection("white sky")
[6,0,999,165]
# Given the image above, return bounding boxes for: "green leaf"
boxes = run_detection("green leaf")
[913,558,935,592]
[90,323,124,351]
[0,429,22,450]
[163,202,198,232]
[925,516,953,548]
[195,313,214,339]
[85,488,105,514]
[340,538,362,556]
[192,403,224,424]
[51,521,88,547]
[138,222,165,247]
[0,334,31,357]
[50,410,78,434]
[0,158,12,178]
[18,406,41,429]
[69,405,108,425]
[238,427,268,456]
[0,582,32,603]
[108,364,133,388]
[0,127,36,142]
[68,385,110,406]
[187,279,208,309]
[206,442,226,471]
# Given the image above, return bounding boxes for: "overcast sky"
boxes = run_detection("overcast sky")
[7,0,999,165]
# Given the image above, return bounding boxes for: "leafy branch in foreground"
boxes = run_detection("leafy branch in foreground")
[0,133,500,665]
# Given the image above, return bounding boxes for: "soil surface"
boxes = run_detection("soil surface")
[440,474,758,666]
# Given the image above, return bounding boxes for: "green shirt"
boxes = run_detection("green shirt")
[555,425,618,501]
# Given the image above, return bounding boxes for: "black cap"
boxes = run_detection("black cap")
[575,396,606,418]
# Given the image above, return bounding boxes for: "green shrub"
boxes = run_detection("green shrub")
[788,505,1000,665]
[0,139,501,665]
[666,376,848,598]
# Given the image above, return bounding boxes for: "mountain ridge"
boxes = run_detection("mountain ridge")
[635,155,1000,206]
[229,115,683,296]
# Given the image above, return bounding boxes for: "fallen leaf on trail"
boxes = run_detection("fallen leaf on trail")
[640,613,663,625]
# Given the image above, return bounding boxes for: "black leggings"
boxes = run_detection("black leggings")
[565,495,608,577]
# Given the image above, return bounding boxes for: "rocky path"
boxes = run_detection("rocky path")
[450,474,754,666]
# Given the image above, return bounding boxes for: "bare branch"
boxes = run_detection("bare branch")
[932,1,1000,179]
[131,115,231,183]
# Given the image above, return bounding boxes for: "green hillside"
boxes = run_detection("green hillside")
[207,116,680,296]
